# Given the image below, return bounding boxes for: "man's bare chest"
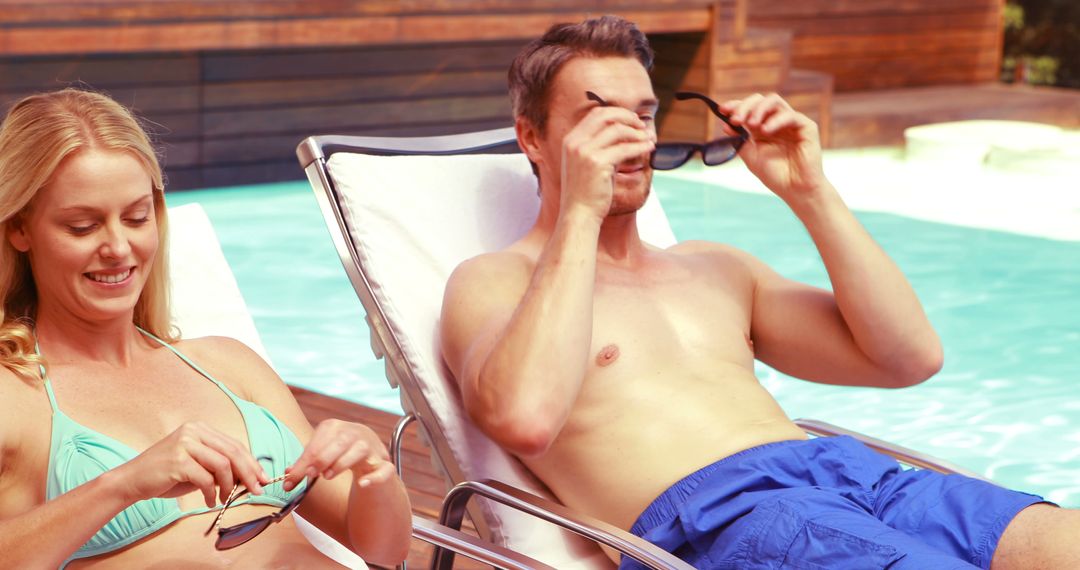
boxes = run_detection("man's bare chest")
[587,275,754,373]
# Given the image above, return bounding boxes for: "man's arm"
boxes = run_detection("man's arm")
[723,94,943,388]
[440,107,654,457]
[441,226,598,457]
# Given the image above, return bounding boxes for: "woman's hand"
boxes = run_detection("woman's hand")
[114,422,270,508]
[282,419,395,491]
[720,93,830,203]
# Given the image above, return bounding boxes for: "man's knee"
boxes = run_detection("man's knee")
[992,503,1080,570]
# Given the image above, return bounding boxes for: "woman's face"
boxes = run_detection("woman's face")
[8,148,158,325]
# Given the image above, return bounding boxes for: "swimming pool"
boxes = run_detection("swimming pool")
[166,154,1080,507]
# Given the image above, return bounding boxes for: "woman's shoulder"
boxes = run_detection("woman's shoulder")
[166,336,280,399]
[0,366,46,468]
[0,365,43,415]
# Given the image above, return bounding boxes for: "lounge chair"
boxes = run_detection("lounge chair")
[167,203,549,569]
[294,128,989,569]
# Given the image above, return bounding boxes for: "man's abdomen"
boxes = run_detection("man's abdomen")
[525,363,807,531]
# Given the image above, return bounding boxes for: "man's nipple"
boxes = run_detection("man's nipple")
[595,344,620,367]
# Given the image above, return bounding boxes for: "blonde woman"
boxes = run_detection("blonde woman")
[0,89,412,568]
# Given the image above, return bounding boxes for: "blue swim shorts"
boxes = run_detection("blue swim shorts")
[620,436,1046,570]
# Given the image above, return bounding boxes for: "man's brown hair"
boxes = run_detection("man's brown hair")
[508,15,654,134]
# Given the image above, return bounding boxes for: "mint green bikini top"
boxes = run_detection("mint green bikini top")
[43,329,307,566]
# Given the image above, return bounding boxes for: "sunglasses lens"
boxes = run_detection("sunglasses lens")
[702,139,741,166]
[217,517,272,550]
[651,144,696,170]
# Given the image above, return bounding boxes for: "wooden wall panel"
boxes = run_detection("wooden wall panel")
[747,0,1004,91]
[0,41,529,189]
[193,43,522,188]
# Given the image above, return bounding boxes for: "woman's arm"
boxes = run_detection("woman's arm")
[0,464,133,568]
[190,337,412,567]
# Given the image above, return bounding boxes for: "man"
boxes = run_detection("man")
[440,15,1077,569]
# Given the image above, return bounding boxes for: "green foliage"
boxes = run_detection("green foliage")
[1003,4,1024,31]
[1003,0,1080,88]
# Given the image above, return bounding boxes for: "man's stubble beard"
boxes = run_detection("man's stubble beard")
[607,168,653,217]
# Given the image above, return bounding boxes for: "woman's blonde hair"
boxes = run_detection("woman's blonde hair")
[0,88,176,380]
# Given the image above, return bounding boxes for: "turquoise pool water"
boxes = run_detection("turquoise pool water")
[167,176,1080,506]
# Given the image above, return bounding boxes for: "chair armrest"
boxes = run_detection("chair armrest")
[794,418,995,483]
[433,479,695,570]
[412,515,556,570]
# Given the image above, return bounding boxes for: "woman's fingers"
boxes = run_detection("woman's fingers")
[132,422,269,507]
[357,460,396,489]
[186,444,242,505]
[287,420,396,489]
[323,444,370,480]
[186,424,268,499]
[177,459,219,509]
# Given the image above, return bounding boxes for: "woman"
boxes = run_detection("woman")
[0,89,412,568]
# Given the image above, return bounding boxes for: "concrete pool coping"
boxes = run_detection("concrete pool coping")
[661,121,1080,242]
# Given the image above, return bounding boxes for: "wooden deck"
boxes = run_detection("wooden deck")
[290,386,489,570]
[831,82,1080,147]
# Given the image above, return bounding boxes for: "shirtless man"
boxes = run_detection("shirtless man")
[440,15,1079,569]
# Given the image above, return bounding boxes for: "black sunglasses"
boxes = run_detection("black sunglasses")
[203,473,318,550]
[585,90,749,170]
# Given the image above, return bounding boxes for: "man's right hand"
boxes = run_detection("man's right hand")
[558,104,654,223]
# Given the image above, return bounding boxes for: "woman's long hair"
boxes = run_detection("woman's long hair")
[0,88,176,380]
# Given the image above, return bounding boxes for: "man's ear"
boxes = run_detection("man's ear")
[7,217,30,253]
[515,116,544,168]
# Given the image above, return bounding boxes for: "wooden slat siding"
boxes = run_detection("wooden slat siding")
[0,85,200,114]
[0,0,720,24]
[202,71,509,110]
[746,0,1003,91]
[745,0,996,19]
[200,43,526,83]
[651,33,709,142]
[0,54,200,89]
[3,0,820,189]
[0,6,715,56]
[791,29,1000,59]
[201,95,512,138]
[800,55,1000,92]
[192,42,522,181]
[779,69,833,147]
[288,386,490,570]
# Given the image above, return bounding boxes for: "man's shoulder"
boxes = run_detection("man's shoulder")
[440,249,535,350]
[447,248,535,289]
[668,239,755,263]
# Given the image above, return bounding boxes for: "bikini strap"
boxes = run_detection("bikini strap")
[41,369,60,411]
[31,336,61,411]
[136,327,236,395]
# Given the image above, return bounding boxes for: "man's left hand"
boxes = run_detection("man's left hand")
[720,93,829,203]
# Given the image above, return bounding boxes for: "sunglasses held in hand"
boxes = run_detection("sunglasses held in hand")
[204,472,317,550]
[585,90,749,170]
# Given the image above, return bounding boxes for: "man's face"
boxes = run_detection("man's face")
[535,56,659,216]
